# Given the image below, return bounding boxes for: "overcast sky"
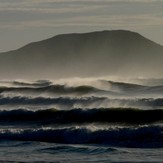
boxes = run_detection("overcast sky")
[0,0,163,52]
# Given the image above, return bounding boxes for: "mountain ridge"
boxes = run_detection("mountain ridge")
[0,30,163,79]
[3,30,162,54]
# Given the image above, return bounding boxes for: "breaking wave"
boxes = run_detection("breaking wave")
[0,108,163,124]
[1,78,163,148]
[1,96,163,109]
[1,79,163,97]
[0,125,163,148]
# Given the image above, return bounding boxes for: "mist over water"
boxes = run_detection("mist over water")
[0,30,163,79]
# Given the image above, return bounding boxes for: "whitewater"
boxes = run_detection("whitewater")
[0,77,163,162]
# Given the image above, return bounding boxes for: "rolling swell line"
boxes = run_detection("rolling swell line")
[39,145,118,154]
[1,96,163,108]
[0,85,102,95]
[0,108,163,124]
[0,96,106,106]
[0,125,163,147]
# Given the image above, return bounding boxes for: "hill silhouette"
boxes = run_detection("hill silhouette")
[0,30,163,79]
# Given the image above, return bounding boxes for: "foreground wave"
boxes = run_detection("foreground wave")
[0,125,162,148]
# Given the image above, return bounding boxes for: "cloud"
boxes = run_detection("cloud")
[0,0,162,30]
[1,13,162,32]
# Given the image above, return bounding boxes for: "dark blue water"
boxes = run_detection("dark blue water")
[0,78,163,162]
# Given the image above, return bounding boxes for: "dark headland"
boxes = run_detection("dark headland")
[0,30,163,79]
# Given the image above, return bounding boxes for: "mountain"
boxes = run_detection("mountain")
[0,30,163,79]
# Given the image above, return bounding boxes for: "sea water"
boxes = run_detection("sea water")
[1,141,163,162]
[0,78,163,162]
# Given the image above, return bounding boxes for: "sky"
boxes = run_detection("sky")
[0,0,163,52]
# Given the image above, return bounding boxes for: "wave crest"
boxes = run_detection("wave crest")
[0,125,163,147]
[0,108,163,124]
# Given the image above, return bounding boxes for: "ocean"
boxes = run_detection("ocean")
[0,77,163,162]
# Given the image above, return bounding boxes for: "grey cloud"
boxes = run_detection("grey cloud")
[0,0,162,30]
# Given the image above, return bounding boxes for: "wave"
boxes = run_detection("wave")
[12,80,53,87]
[0,108,163,125]
[0,85,104,95]
[101,80,163,96]
[0,125,163,148]
[130,78,163,86]
[1,80,163,98]
[1,79,163,150]
[40,144,118,154]
[0,96,106,109]
[1,96,163,109]
[107,80,147,91]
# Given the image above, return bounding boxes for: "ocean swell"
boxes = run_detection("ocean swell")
[0,125,162,148]
[0,108,163,124]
